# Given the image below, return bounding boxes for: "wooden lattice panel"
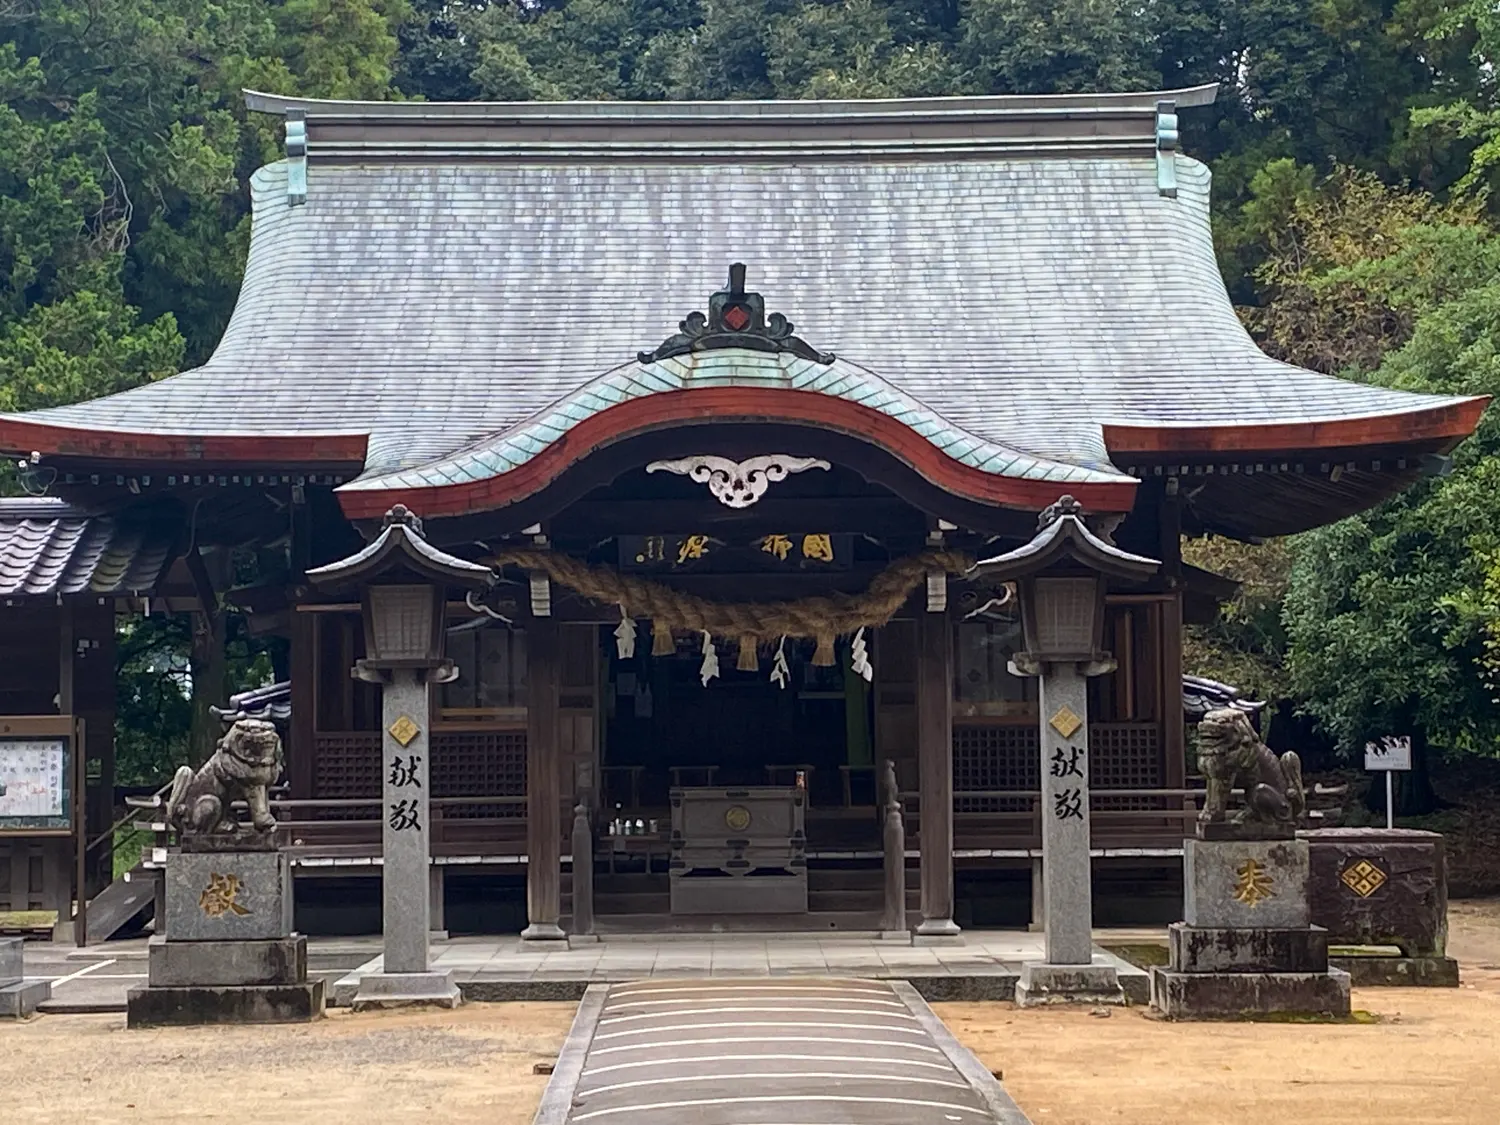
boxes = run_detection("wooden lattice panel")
[1089,722,1163,810]
[432,730,527,819]
[953,724,1039,813]
[313,732,381,800]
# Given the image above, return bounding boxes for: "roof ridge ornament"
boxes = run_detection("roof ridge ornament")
[286,109,307,206]
[637,263,836,366]
[1155,99,1178,198]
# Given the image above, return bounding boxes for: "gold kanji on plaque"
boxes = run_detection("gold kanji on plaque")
[1340,858,1388,898]
[676,534,710,565]
[801,534,835,562]
[1049,706,1083,739]
[199,872,252,918]
[634,535,665,563]
[388,714,420,747]
[760,534,793,561]
[1232,858,1276,906]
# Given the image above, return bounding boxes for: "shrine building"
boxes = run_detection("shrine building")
[0,84,1486,940]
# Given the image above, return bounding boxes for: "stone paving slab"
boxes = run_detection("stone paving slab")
[26,929,1157,1011]
[331,932,1149,1005]
[536,978,1032,1125]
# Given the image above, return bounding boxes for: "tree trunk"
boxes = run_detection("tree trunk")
[185,546,227,765]
[1397,729,1441,816]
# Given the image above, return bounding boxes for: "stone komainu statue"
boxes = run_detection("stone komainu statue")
[166,718,284,837]
[1196,707,1306,830]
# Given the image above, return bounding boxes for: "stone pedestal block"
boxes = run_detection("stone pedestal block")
[148,935,307,987]
[130,852,322,1027]
[1150,967,1350,1019]
[1168,923,1329,974]
[350,970,461,1011]
[165,850,292,941]
[1014,959,1125,1007]
[0,937,21,982]
[127,980,325,1027]
[0,937,49,1018]
[1303,828,1448,958]
[1184,838,1309,929]
[1332,954,1459,988]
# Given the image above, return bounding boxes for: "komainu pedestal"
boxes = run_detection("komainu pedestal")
[127,848,324,1027]
[1151,837,1350,1019]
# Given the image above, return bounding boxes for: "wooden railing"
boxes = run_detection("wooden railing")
[272,795,528,856]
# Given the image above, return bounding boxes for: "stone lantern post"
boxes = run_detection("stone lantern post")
[974,496,1158,1006]
[307,505,494,1009]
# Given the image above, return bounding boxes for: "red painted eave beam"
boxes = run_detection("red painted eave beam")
[1103,396,1490,455]
[335,387,1140,521]
[0,417,368,467]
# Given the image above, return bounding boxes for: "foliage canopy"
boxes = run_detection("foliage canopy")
[3,0,1500,779]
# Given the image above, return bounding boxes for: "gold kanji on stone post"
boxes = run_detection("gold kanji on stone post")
[1232,858,1276,906]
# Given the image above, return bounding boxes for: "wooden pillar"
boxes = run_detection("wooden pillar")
[289,611,316,799]
[59,604,85,946]
[915,607,958,938]
[523,616,565,941]
[1159,485,1186,792]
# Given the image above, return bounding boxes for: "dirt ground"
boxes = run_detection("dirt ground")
[1,1001,576,1125]
[4,903,1499,1125]
[939,897,1500,1125]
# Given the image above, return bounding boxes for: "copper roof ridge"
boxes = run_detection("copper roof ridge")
[243,84,1218,121]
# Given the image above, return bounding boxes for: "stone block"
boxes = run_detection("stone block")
[1167,923,1329,974]
[350,970,461,1011]
[1331,954,1459,988]
[164,850,292,942]
[1303,828,1447,957]
[1150,967,1351,1019]
[0,979,49,1018]
[0,937,22,984]
[148,935,307,987]
[1184,838,1309,930]
[126,980,324,1027]
[1014,960,1125,1007]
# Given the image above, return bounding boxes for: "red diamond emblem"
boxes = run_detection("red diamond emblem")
[722,305,750,331]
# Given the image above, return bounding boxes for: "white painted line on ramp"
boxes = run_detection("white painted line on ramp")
[570,1094,988,1121]
[50,959,117,986]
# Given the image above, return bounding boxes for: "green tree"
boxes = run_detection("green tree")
[957,0,1159,94]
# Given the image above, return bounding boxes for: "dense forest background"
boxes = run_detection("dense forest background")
[4,0,1500,810]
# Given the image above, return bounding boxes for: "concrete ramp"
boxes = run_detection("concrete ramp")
[536,977,1031,1125]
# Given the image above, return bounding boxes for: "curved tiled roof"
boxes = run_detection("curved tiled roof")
[336,350,1139,517]
[0,89,1482,515]
[0,498,178,600]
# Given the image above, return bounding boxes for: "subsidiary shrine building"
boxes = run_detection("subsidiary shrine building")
[0,84,1486,938]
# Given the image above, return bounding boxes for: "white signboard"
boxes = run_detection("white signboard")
[0,739,69,822]
[1364,735,1412,772]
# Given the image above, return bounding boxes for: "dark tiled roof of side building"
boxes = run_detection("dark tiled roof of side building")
[0,498,178,600]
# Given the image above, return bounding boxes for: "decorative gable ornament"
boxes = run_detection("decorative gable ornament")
[647,454,831,508]
[637,263,836,365]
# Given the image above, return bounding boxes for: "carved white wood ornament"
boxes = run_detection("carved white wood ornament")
[646,454,831,508]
